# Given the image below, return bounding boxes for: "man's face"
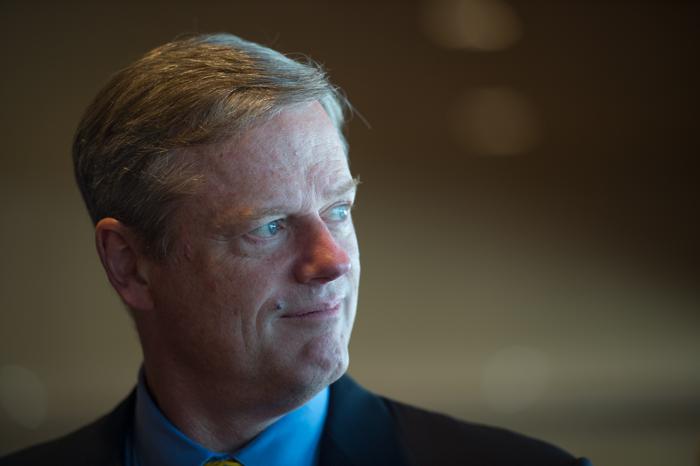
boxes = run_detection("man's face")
[143,102,359,407]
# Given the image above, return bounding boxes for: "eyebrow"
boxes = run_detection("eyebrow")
[328,176,361,199]
[214,176,361,229]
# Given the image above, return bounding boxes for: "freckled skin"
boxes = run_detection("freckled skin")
[136,102,360,449]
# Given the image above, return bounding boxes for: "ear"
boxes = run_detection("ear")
[95,218,154,312]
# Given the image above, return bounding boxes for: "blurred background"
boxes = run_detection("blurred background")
[1,1,698,464]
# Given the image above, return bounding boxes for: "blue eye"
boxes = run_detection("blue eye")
[249,220,284,238]
[329,205,350,221]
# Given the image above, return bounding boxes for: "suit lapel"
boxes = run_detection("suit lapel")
[318,375,411,466]
[83,390,135,466]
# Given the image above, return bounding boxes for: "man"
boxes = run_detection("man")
[1,34,591,466]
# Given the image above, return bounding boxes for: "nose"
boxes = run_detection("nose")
[294,219,352,285]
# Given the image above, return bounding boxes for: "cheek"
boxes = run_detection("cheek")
[157,255,250,335]
[198,254,287,323]
[342,231,361,275]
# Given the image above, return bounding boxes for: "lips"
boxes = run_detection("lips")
[280,300,341,319]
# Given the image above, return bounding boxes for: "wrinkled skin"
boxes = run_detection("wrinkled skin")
[138,102,360,439]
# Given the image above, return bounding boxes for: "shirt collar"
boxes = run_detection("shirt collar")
[133,370,329,466]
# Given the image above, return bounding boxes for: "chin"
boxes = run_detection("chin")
[267,357,346,415]
[263,321,352,413]
[286,333,350,398]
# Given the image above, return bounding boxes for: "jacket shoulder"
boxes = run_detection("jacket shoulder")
[384,398,590,466]
[0,392,134,466]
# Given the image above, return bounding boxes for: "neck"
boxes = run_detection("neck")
[142,360,286,452]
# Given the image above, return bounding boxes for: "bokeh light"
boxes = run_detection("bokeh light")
[421,0,522,51]
[0,365,48,429]
[450,86,541,156]
[480,346,550,413]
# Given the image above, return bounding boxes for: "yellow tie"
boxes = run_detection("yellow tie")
[204,460,243,466]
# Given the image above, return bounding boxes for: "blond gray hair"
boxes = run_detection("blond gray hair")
[73,33,348,259]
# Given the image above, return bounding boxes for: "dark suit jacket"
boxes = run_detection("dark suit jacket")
[0,375,592,465]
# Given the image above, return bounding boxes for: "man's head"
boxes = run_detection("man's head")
[74,34,359,416]
[74,33,347,259]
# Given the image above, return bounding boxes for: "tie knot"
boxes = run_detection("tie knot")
[204,459,243,466]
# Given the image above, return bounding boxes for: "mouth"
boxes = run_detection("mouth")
[280,300,341,319]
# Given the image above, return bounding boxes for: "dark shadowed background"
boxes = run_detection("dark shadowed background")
[1,1,699,465]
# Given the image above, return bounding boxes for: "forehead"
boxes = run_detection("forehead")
[196,102,351,211]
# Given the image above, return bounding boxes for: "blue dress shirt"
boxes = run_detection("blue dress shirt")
[124,372,329,466]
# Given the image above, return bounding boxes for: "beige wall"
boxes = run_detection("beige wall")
[1,2,698,465]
